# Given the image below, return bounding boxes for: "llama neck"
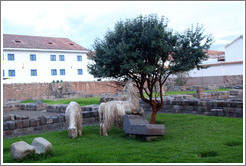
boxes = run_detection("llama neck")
[128,91,139,108]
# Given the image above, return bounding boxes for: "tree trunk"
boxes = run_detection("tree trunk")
[149,105,157,124]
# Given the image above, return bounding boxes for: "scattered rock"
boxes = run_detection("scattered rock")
[31,137,52,154]
[10,141,35,160]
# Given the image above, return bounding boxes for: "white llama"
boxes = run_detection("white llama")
[99,80,140,136]
[65,101,83,139]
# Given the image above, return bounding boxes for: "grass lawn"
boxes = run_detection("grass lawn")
[20,88,229,105]
[21,97,101,106]
[3,113,243,163]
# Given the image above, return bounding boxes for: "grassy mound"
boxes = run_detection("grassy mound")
[3,113,243,163]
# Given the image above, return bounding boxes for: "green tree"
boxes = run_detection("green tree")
[88,14,212,124]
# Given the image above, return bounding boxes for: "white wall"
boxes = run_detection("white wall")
[189,62,243,77]
[2,49,96,83]
[225,36,243,62]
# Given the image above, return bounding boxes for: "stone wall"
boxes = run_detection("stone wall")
[140,98,243,118]
[3,96,243,138]
[3,104,99,138]
[3,81,119,102]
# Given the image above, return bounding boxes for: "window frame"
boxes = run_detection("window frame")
[30,54,36,61]
[51,69,57,76]
[8,70,15,77]
[50,55,56,61]
[59,55,65,61]
[60,69,65,75]
[77,69,83,75]
[8,54,15,61]
[77,55,82,61]
[30,69,37,76]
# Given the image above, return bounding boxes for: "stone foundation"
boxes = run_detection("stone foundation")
[3,104,99,138]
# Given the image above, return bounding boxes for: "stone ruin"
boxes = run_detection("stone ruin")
[123,115,166,141]
[10,137,52,161]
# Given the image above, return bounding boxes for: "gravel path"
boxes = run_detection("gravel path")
[3,110,61,119]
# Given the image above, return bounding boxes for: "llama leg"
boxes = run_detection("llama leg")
[77,116,82,136]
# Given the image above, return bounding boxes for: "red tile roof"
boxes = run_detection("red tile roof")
[205,50,225,56]
[3,34,88,51]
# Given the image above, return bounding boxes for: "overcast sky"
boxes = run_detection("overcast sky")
[2,1,245,51]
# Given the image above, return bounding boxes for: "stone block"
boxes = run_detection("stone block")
[22,116,29,120]
[83,111,91,118]
[31,137,52,154]
[46,117,53,124]
[58,114,65,122]
[34,125,44,131]
[22,119,30,128]
[123,115,165,136]
[10,141,35,160]
[83,117,95,124]
[3,122,8,130]
[51,116,59,123]
[15,115,22,120]
[16,121,23,129]
[9,114,15,121]
[5,130,12,136]
[38,116,46,125]
[7,121,16,130]
[3,115,11,121]
[13,128,24,136]
[29,119,37,127]
[90,110,99,117]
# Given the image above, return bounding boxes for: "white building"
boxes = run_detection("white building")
[2,34,96,83]
[224,35,243,62]
[189,35,243,78]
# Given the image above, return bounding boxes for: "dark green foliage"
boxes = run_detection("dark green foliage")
[88,14,213,123]
[88,14,212,78]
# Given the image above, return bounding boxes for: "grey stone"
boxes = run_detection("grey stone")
[3,122,8,130]
[29,119,38,127]
[22,116,29,120]
[3,115,11,121]
[10,141,35,160]
[15,115,22,120]
[22,119,30,128]
[58,114,65,122]
[16,121,23,129]
[83,111,91,118]
[123,115,165,136]
[51,116,59,123]
[7,121,16,130]
[46,117,53,124]
[31,137,52,154]
[90,110,98,117]
[9,114,15,120]
[38,116,46,125]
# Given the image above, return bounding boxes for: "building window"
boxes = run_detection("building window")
[60,69,65,75]
[8,54,15,61]
[77,55,82,61]
[78,69,83,75]
[59,55,65,61]
[51,69,57,76]
[31,69,37,76]
[50,55,56,61]
[30,54,36,61]
[8,70,15,77]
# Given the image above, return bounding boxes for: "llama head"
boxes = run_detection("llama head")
[68,127,77,139]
